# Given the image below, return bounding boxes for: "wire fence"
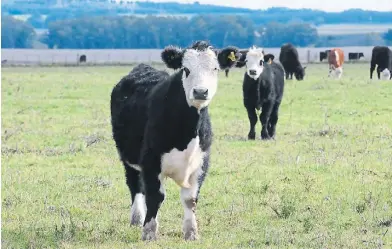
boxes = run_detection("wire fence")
[1,46,382,67]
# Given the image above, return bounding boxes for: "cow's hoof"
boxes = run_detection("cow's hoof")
[130,213,144,227]
[141,219,158,241]
[261,134,271,140]
[248,132,256,140]
[183,219,198,241]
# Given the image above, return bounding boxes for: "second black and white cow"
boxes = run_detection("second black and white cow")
[225,52,275,77]
[279,43,306,81]
[236,46,285,140]
[110,41,240,241]
[370,46,392,80]
[348,52,364,61]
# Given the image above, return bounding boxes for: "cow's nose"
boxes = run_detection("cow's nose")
[193,87,208,100]
[249,70,257,75]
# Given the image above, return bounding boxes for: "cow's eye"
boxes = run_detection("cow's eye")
[260,60,264,66]
[214,67,219,71]
[183,67,190,77]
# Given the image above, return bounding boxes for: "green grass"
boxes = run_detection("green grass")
[2,64,392,249]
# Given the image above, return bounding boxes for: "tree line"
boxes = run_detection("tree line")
[2,14,392,49]
[3,1,392,29]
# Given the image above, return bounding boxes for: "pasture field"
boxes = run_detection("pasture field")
[1,64,392,249]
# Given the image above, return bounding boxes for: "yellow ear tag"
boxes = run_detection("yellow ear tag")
[228,51,236,62]
[268,58,272,64]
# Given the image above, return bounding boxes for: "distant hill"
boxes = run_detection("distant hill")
[2,1,392,26]
[2,1,392,49]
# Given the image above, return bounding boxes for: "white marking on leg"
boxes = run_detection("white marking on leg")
[180,169,201,240]
[336,67,343,79]
[125,161,142,172]
[142,218,158,241]
[130,193,146,226]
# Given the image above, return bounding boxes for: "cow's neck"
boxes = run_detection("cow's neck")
[167,73,206,137]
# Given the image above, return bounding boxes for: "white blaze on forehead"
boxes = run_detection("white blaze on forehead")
[245,46,265,80]
[181,48,219,109]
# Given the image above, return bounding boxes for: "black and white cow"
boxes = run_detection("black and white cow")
[370,46,392,80]
[348,52,364,61]
[319,50,331,62]
[279,43,306,81]
[225,52,275,78]
[110,41,240,241]
[236,46,285,140]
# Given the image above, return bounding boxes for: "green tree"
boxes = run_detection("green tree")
[1,16,36,48]
[27,14,46,29]
[383,29,392,45]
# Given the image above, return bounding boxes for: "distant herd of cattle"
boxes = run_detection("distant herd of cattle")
[225,44,392,80]
[109,41,391,242]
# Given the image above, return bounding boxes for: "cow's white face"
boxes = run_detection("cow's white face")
[161,41,241,110]
[328,67,343,79]
[381,68,391,80]
[181,48,220,109]
[244,47,265,80]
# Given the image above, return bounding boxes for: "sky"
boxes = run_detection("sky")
[145,0,392,12]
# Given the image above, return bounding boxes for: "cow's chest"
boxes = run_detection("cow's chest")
[160,136,205,188]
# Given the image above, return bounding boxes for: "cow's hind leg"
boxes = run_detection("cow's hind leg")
[245,105,257,140]
[124,163,146,226]
[370,62,376,79]
[268,103,280,139]
[260,101,274,140]
[181,153,210,240]
[377,66,381,79]
[140,154,165,241]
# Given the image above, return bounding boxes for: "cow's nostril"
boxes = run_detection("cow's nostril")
[193,87,208,100]
[249,70,256,75]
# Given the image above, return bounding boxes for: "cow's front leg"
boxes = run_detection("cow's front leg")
[245,105,257,140]
[180,170,201,240]
[260,101,273,140]
[140,154,165,241]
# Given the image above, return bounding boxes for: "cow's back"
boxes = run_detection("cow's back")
[110,64,170,162]
[329,48,344,68]
[279,43,300,71]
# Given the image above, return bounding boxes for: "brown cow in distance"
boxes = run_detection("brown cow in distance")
[328,48,344,79]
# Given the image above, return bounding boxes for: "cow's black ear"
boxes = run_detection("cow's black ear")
[264,53,275,63]
[217,46,241,70]
[161,45,184,70]
[303,66,307,70]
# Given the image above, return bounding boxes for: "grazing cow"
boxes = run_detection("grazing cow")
[370,46,392,80]
[110,41,240,241]
[328,48,345,79]
[348,52,364,61]
[279,43,306,81]
[320,50,331,62]
[79,54,87,63]
[235,46,285,140]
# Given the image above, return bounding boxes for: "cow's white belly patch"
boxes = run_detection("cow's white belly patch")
[161,136,205,188]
